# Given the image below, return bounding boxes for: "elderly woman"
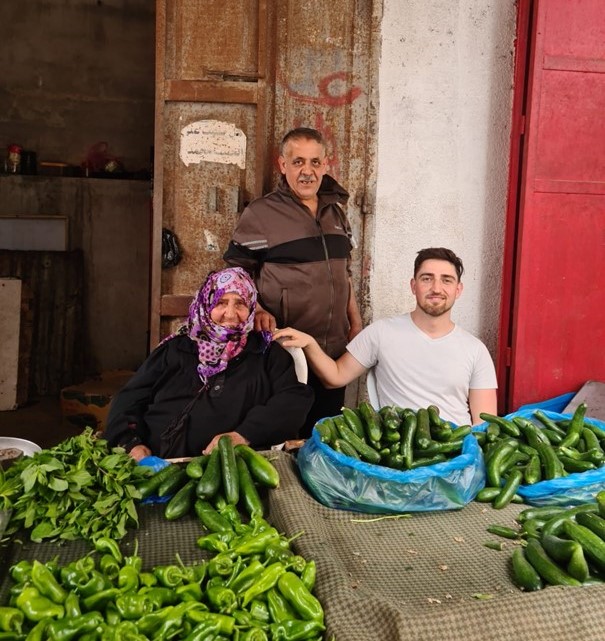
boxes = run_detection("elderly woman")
[104,267,314,460]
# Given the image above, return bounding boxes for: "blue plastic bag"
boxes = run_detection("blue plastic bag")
[297,427,485,513]
[474,408,605,507]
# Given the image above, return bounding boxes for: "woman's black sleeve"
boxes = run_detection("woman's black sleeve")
[102,344,169,449]
[236,343,314,446]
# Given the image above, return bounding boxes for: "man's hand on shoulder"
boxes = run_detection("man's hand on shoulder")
[254,307,277,333]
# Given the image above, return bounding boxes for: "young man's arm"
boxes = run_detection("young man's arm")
[273,327,367,388]
[468,388,498,425]
[347,278,363,340]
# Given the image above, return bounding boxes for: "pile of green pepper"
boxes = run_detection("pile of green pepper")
[1,503,325,641]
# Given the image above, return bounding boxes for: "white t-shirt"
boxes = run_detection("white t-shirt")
[347,313,497,426]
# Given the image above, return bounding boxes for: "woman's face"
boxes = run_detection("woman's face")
[210,292,250,327]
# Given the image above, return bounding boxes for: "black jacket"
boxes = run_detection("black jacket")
[103,332,314,456]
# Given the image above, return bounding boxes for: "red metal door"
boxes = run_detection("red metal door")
[499,0,605,411]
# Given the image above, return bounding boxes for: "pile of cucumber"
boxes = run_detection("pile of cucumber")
[315,402,471,471]
[486,491,605,590]
[137,437,279,521]
[476,402,603,509]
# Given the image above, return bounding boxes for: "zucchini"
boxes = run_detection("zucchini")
[164,479,196,521]
[524,538,581,587]
[196,446,222,499]
[511,547,543,591]
[236,456,263,518]
[218,436,239,505]
[234,445,280,488]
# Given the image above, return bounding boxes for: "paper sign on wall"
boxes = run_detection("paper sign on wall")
[180,120,246,169]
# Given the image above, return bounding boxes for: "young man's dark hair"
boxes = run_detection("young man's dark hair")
[414,247,464,281]
[279,127,325,155]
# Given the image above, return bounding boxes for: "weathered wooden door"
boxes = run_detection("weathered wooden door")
[151,0,379,347]
[498,0,605,410]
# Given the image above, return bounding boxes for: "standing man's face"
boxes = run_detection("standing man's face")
[278,138,328,204]
[411,259,463,317]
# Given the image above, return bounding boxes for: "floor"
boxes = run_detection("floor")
[0,396,82,450]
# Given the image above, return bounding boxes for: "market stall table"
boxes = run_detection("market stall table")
[2,450,604,641]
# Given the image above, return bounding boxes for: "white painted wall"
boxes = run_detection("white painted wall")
[373,0,516,358]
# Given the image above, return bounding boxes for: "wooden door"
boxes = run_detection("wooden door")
[151,0,378,347]
[498,0,605,411]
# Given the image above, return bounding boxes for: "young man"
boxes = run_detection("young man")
[224,127,362,437]
[273,247,498,426]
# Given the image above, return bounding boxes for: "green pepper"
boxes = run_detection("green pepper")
[264,543,292,564]
[93,537,123,564]
[152,602,199,641]
[205,585,237,614]
[16,587,65,622]
[117,565,139,593]
[115,594,153,620]
[175,582,203,602]
[0,633,23,641]
[153,564,183,588]
[105,602,121,627]
[266,588,296,624]
[232,529,280,556]
[64,593,81,618]
[185,611,235,636]
[123,552,142,573]
[24,617,50,641]
[75,570,111,598]
[183,620,220,641]
[300,561,316,592]
[175,555,207,584]
[140,586,179,608]
[136,609,173,635]
[46,612,104,641]
[99,555,120,583]
[31,560,68,604]
[138,572,157,588]
[82,588,120,612]
[241,628,269,641]
[196,532,234,554]
[242,562,286,607]
[269,619,325,641]
[208,553,235,578]
[9,560,33,584]
[277,572,324,622]
[248,599,270,624]
[227,559,265,594]
[0,608,23,634]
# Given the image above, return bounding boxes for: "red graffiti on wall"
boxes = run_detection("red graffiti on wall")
[284,71,363,107]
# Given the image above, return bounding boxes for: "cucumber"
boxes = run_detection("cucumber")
[333,439,360,459]
[486,524,520,540]
[234,445,280,488]
[164,479,196,520]
[479,413,521,438]
[196,447,222,499]
[236,455,264,518]
[336,423,381,464]
[137,463,180,499]
[158,466,188,497]
[562,520,605,572]
[399,411,417,470]
[414,408,432,450]
[358,401,383,442]
[493,468,523,510]
[341,407,366,439]
[511,547,543,591]
[524,538,581,587]
[314,419,336,444]
[218,436,239,505]
[475,487,501,503]
[194,499,233,534]
[186,455,209,479]
[576,512,605,541]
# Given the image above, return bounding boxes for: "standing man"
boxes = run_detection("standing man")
[274,248,498,426]
[224,127,362,437]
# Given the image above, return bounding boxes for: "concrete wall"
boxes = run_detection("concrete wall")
[0,0,154,173]
[373,0,516,357]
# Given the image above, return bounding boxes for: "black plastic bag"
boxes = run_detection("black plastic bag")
[162,228,182,268]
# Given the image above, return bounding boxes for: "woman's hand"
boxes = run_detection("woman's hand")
[203,431,250,455]
[129,444,152,462]
[272,327,316,349]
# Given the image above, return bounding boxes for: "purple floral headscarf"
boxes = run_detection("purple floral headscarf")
[167,267,271,385]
